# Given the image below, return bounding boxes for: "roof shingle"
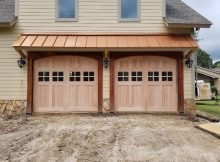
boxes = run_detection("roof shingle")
[165,0,212,28]
[0,0,16,24]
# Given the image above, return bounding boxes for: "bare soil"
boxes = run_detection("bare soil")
[0,114,220,162]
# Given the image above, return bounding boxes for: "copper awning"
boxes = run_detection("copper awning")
[13,33,198,48]
[12,33,198,57]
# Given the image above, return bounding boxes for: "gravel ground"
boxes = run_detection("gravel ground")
[0,114,220,162]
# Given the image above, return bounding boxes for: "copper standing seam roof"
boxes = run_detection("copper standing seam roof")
[12,34,198,50]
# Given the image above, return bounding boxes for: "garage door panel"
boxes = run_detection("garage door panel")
[34,55,98,113]
[131,85,145,109]
[115,85,130,109]
[77,85,97,110]
[68,85,79,108]
[52,86,66,109]
[162,85,177,111]
[51,57,66,69]
[34,85,50,112]
[115,56,177,112]
[147,85,162,111]
[67,57,80,68]
[35,58,51,69]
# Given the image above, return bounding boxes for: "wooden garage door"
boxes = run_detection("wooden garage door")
[33,56,98,113]
[114,56,177,112]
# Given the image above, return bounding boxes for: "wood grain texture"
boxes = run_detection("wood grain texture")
[27,52,103,114]
[110,52,183,113]
[114,56,177,112]
[177,53,184,113]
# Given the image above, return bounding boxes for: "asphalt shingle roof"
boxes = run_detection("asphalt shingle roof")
[0,0,16,23]
[165,0,212,27]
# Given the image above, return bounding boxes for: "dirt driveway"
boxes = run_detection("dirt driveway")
[0,114,220,162]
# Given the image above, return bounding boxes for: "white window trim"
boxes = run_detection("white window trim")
[118,0,140,22]
[55,0,78,22]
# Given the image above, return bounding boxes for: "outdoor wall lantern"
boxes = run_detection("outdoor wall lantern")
[17,58,26,68]
[185,58,193,68]
[103,57,110,69]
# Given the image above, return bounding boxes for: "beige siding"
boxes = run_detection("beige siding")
[184,61,194,99]
[103,67,110,99]
[214,79,220,94]
[0,0,192,100]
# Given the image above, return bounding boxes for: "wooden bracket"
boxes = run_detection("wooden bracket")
[185,50,195,58]
[16,50,26,59]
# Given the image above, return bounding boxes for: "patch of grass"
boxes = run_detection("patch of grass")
[196,98,220,118]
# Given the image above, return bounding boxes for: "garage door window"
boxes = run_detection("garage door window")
[69,71,81,81]
[118,72,129,81]
[131,71,142,81]
[148,71,159,81]
[162,71,173,81]
[52,72,64,82]
[38,72,50,82]
[83,72,94,81]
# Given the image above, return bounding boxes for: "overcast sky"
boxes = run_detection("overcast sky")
[182,0,220,62]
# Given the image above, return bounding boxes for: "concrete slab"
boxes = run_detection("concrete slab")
[196,123,220,139]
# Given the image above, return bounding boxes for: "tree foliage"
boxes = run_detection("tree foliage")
[196,48,213,69]
[213,61,220,68]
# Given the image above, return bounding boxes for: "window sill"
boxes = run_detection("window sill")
[55,18,78,22]
[118,19,141,22]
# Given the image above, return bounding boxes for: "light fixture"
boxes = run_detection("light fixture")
[17,58,26,68]
[103,57,110,69]
[185,58,193,68]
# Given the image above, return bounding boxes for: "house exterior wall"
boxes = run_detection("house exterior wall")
[0,0,194,114]
[197,74,215,85]
[214,79,220,95]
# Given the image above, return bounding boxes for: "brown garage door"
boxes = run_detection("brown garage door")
[114,56,177,112]
[33,56,98,113]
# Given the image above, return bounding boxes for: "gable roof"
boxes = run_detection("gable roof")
[197,66,220,79]
[0,0,17,27]
[164,0,212,28]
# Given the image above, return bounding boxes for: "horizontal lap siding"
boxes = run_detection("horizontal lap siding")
[184,65,194,99]
[0,0,192,100]
[103,68,110,99]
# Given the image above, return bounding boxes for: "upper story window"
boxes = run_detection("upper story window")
[119,0,140,21]
[56,0,77,21]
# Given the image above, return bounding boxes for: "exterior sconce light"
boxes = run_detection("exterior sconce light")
[17,58,26,68]
[103,57,110,69]
[185,58,193,68]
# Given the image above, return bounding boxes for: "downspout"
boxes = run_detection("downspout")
[195,50,198,99]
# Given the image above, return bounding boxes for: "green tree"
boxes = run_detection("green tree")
[213,61,220,68]
[196,48,213,68]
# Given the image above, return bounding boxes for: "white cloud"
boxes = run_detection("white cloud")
[182,0,220,60]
